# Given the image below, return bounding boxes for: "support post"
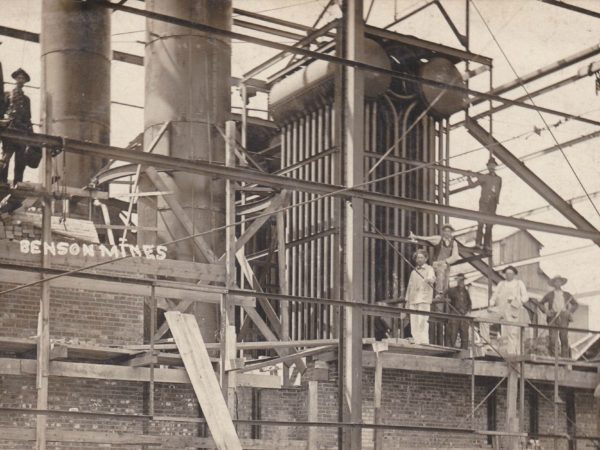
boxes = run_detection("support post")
[372,342,387,450]
[341,1,365,448]
[307,380,319,450]
[36,148,52,450]
[277,211,290,385]
[506,362,520,450]
[222,120,238,412]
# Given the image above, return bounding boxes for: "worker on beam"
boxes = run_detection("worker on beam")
[468,157,502,253]
[410,224,459,345]
[0,68,33,187]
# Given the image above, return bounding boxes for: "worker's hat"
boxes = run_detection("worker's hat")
[454,273,466,280]
[441,224,454,232]
[548,275,567,287]
[501,265,518,275]
[11,68,30,83]
[486,157,498,167]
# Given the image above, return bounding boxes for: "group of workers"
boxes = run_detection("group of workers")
[403,225,578,358]
[0,66,33,187]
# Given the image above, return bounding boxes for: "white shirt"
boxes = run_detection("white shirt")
[406,264,436,305]
[490,279,528,311]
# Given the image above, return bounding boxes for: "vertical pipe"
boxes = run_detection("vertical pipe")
[41,0,111,190]
[149,285,157,416]
[144,0,232,341]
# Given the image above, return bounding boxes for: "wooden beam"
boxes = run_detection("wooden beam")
[372,342,388,450]
[145,166,218,263]
[125,352,158,367]
[0,427,306,449]
[242,306,306,373]
[152,299,194,342]
[0,357,281,389]
[232,345,335,373]
[307,380,319,450]
[165,311,242,450]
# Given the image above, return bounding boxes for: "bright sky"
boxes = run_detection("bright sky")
[1,0,599,295]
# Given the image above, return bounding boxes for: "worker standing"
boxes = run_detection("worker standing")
[410,224,459,345]
[446,273,472,349]
[469,157,502,252]
[539,275,578,358]
[0,68,33,187]
[405,249,436,345]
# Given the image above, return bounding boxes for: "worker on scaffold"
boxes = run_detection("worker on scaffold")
[467,156,502,253]
[409,224,459,345]
[0,68,33,187]
[539,275,578,358]
[405,249,436,345]
[446,273,472,349]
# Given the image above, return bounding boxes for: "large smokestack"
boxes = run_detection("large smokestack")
[143,0,232,340]
[40,0,111,188]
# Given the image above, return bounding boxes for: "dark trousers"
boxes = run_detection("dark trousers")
[429,301,446,345]
[548,313,570,358]
[0,138,27,184]
[446,318,470,349]
[475,200,497,248]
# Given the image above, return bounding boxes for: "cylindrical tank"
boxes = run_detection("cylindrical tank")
[143,0,232,341]
[40,0,111,188]
[269,39,391,123]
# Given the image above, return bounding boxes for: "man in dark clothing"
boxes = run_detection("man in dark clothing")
[0,68,33,186]
[446,273,472,349]
[539,275,578,358]
[470,157,502,252]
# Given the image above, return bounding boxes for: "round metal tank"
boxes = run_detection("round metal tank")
[417,57,468,118]
[269,39,391,123]
[41,0,111,188]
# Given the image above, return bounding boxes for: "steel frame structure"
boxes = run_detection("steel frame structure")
[0,1,599,449]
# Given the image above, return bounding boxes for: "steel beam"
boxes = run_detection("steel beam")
[540,0,600,19]
[464,117,600,245]
[341,1,364,448]
[1,128,599,241]
[470,43,600,105]
[92,0,600,128]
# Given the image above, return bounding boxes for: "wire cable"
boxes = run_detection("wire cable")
[471,0,600,221]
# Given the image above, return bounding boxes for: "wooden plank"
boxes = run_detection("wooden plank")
[243,306,306,373]
[307,380,318,450]
[230,191,289,255]
[0,240,225,282]
[153,299,194,341]
[145,167,218,263]
[232,345,335,373]
[0,428,307,449]
[165,311,242,450]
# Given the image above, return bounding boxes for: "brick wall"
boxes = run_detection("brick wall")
[0,281,144,346]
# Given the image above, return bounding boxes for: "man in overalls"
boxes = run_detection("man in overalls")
[410,224,459,345]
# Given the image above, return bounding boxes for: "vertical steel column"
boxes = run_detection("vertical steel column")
[144,0,232,341]
[35,149,52,450]
[222,121,237,411]
[40,0,111,190]
[340,0,364,448]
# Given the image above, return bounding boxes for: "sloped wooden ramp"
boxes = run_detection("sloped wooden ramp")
[165,311,242,450]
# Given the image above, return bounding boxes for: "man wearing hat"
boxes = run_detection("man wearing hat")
[0,68,33,186]
[410,224,459,344]
[405,249,436,345]
[539,275,578,358]
[475,265,528,345]
[446,273,472,349]
[468,156,502,252]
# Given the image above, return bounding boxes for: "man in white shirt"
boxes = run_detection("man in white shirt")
[410,225,460,345]
[405,249,436,345]
[473,266,529,345]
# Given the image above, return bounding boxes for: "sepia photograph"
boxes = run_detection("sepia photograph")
[0,0,599,449]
